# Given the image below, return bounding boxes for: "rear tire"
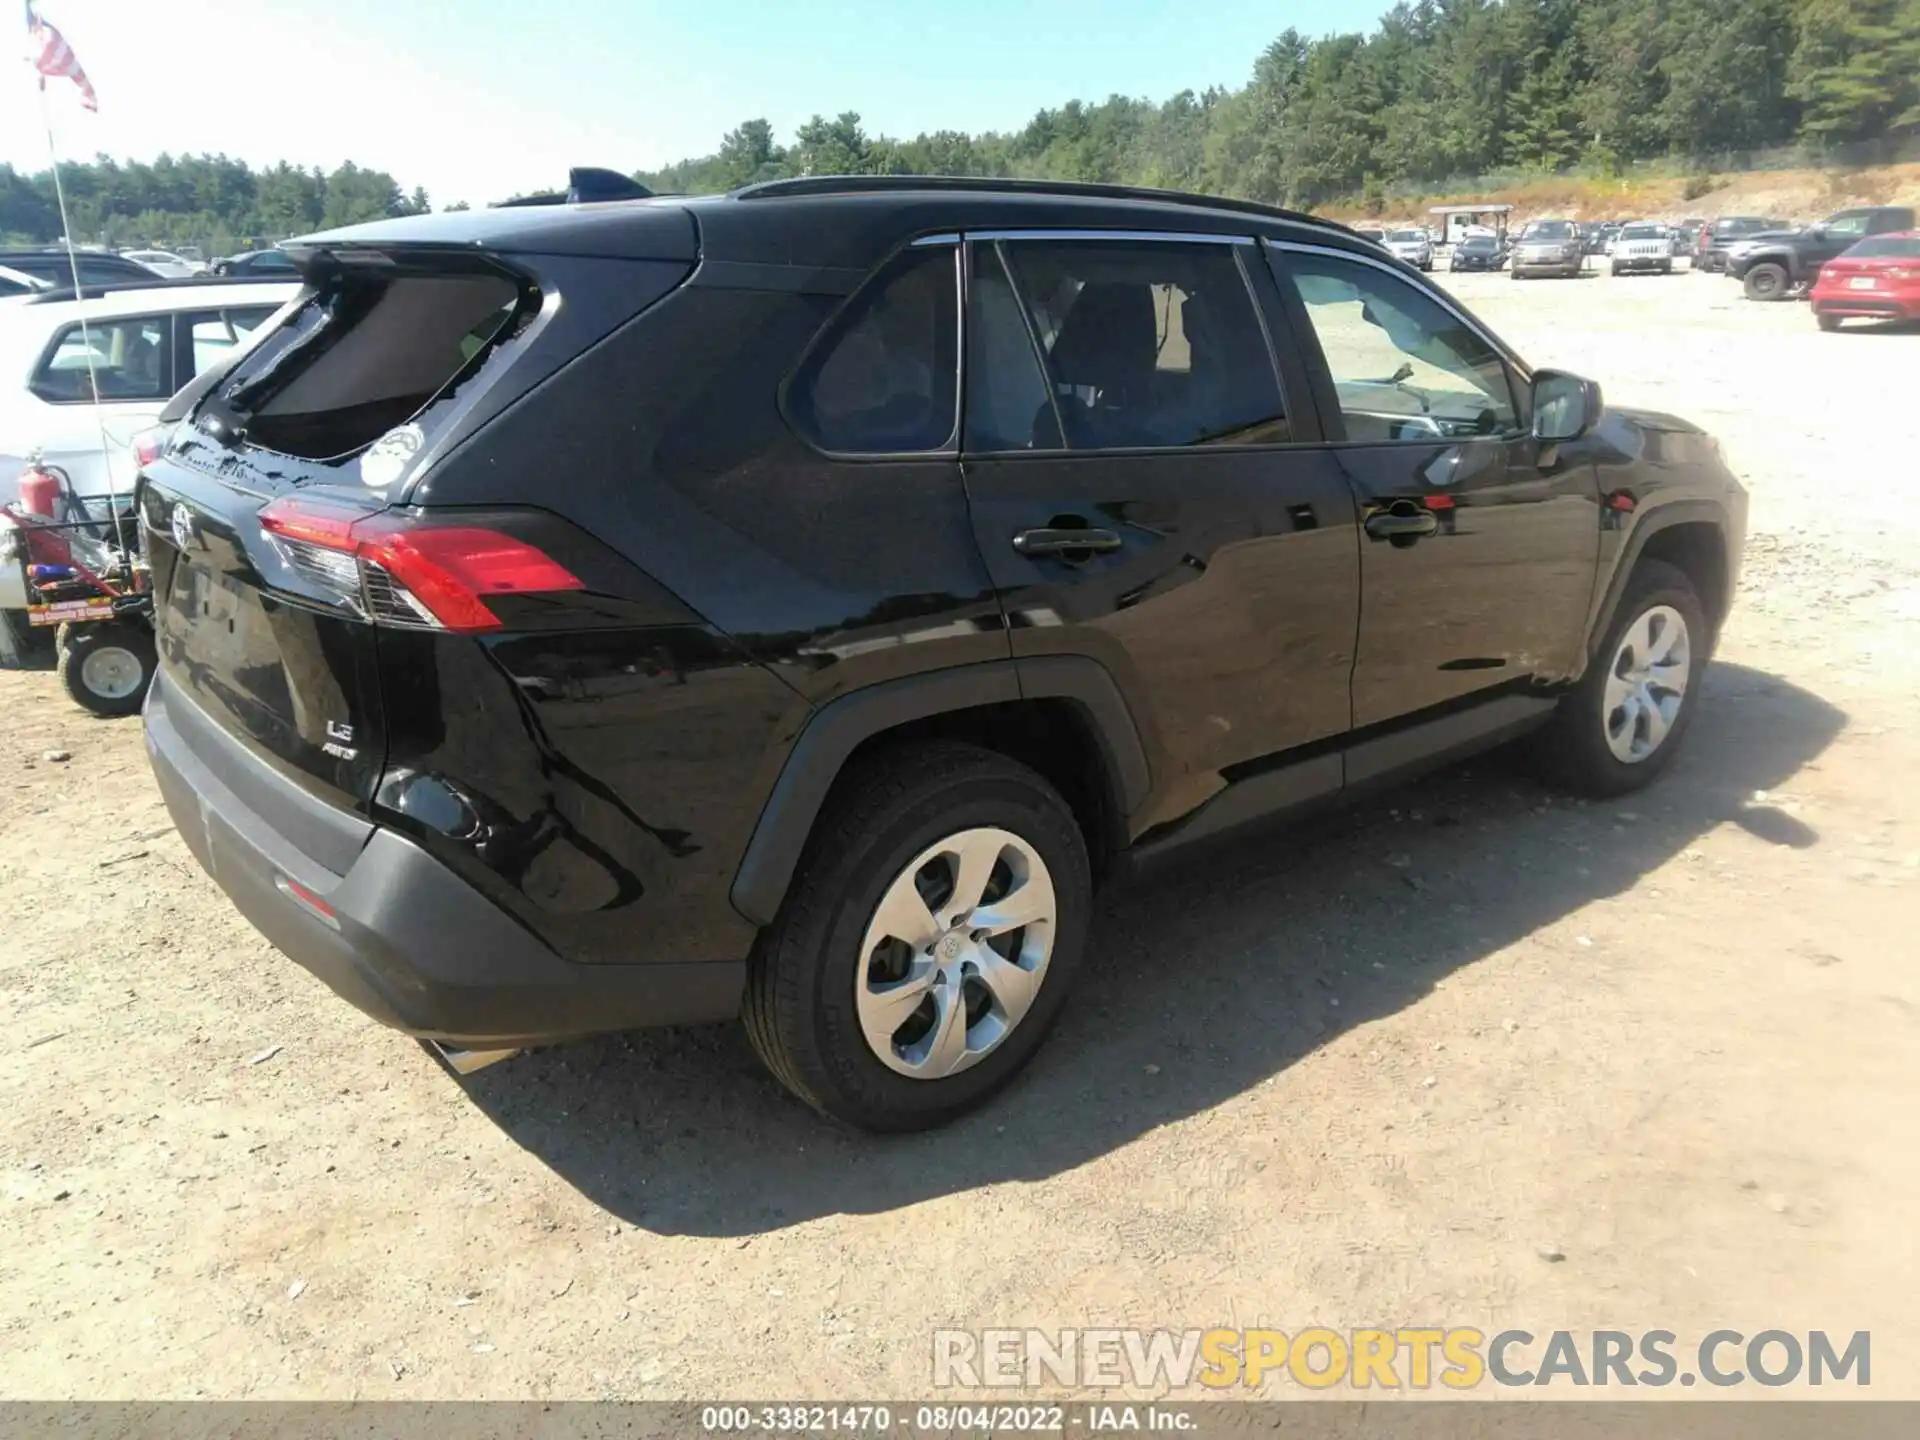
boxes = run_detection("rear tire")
[1744,263,1790,301]
[1530,560,1708,798]
[743,742,1092,1132]
[57,621,155,718]
[1817,313,1843,332]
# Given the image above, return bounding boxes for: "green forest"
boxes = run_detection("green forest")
[639,0,1920,206]
[2,0,1915,249]
[0,157,431,251]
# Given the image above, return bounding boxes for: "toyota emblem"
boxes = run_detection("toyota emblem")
[169,502,195,553]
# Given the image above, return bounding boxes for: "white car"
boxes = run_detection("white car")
[119,249,206,279]
[1610,221,1678,276]
[1384,228,1434,271]
[1,280,298,518]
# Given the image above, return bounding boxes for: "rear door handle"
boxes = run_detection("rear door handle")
[1363,508,1439,541]
[1012,527,1123,557]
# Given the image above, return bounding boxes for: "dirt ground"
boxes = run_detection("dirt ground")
[1328,158,1920,229]
[2,261,1917,1402]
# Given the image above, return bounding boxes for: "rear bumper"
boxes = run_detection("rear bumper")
[144,672,744,1048]
[1812,293,1920,320]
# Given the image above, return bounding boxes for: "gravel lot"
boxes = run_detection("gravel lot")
[2,261,1917,1400]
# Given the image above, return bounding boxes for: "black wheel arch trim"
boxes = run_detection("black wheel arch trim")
[1585,499,1729,660]
[729,657,1150,928]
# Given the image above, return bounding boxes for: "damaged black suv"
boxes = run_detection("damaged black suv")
[140,176,1747,1130]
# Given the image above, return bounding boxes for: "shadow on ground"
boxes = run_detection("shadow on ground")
[459,662,1844,1236]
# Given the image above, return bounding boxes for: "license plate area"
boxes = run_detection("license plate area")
[1849,276,1877,290]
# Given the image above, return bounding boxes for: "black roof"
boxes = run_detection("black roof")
[287,173,1367,274]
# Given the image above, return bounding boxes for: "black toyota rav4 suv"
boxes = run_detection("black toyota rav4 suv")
[139,176,1747,1131]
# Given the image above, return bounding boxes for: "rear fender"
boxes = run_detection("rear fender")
[728,656,1148,927]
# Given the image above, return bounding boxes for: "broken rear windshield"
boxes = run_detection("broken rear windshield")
[208,266,524,461]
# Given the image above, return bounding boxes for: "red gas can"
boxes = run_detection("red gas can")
[18,465,62,518]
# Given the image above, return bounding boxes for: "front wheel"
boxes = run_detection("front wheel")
[1530,560,1708,797]
[1744,263,1790,301]
[743,742,1092,1131]
[57,621,155,717]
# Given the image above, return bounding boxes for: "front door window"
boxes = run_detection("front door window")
[1281,250,1518,443]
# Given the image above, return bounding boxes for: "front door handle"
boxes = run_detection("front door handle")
[1363,508,1439,542]
[1012,526,1123,557]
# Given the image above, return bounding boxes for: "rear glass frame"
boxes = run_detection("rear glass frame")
[199,253,539,469]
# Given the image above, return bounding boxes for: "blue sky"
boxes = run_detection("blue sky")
[9,0,1377,207]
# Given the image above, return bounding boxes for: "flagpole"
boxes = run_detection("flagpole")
[36,78,131,564]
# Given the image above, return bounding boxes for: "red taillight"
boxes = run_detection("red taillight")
[257,496,584,632]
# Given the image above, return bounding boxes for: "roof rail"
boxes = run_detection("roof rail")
[731,174,1336,230]
[24,274,301,305]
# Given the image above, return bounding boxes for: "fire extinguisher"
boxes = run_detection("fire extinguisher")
[16,453,65,520]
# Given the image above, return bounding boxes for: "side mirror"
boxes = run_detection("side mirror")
[1532,370,1602,444]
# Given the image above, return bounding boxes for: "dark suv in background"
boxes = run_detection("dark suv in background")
[1693,216,1787,273]
[1725,205,1918,300]
[138,177,1747,1131]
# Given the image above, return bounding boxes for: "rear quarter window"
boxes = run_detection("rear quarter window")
[786,247,959,455]
[189,306,277,376]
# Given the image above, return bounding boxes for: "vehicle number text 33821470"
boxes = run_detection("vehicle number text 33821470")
[699,1405,1092,1433]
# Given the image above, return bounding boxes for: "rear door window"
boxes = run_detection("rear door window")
[30,314,173,404]
[980,236,1287,451]
[787,246,959,454]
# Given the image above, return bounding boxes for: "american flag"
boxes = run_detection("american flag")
[27,2,96,111]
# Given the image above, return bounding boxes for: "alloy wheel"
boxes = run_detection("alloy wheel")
[1603,605,1692,763]
[855,827,1056,1080]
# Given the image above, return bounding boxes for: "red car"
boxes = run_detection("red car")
[1810,231,1920,330]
